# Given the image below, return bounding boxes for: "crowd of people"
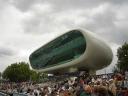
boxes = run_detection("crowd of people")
[0,71,128,96]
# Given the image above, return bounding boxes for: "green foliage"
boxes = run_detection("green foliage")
[2,62,40,82]
[117,42,128,72]
[30,70,40,82]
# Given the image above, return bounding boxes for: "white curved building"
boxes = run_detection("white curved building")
[29,29,113,74]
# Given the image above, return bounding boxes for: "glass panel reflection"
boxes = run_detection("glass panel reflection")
[30,30,86,69]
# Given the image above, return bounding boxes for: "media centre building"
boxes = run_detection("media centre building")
[29,29,113,74]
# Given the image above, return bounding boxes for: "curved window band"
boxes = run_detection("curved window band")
[30,30,86,69]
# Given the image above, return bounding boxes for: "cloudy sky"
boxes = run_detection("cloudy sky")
[0,0,128,73]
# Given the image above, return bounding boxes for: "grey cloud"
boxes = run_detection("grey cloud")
[0,46,15,57]
[43,0,127,12]
[7,0,103,12]
[0,0,8,11]
[108,0,128,4]
[6,0,128,13]
[22,1,128,45]
[45,0,104,12]
[78,3,128,45]
[39,0,128,12]
[23,11,56,34]
[8,0,37,12]
[8,0,128,45]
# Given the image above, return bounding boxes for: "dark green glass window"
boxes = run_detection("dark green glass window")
[29,30,86,69]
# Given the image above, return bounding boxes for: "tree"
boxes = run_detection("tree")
[0,72,1,78]
[2,62,31,82]
[30,70,40,82]
[116,42,128,72]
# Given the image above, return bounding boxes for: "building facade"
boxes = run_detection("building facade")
[29,29,113,74]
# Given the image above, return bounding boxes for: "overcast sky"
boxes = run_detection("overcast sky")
[0,0,128,74]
